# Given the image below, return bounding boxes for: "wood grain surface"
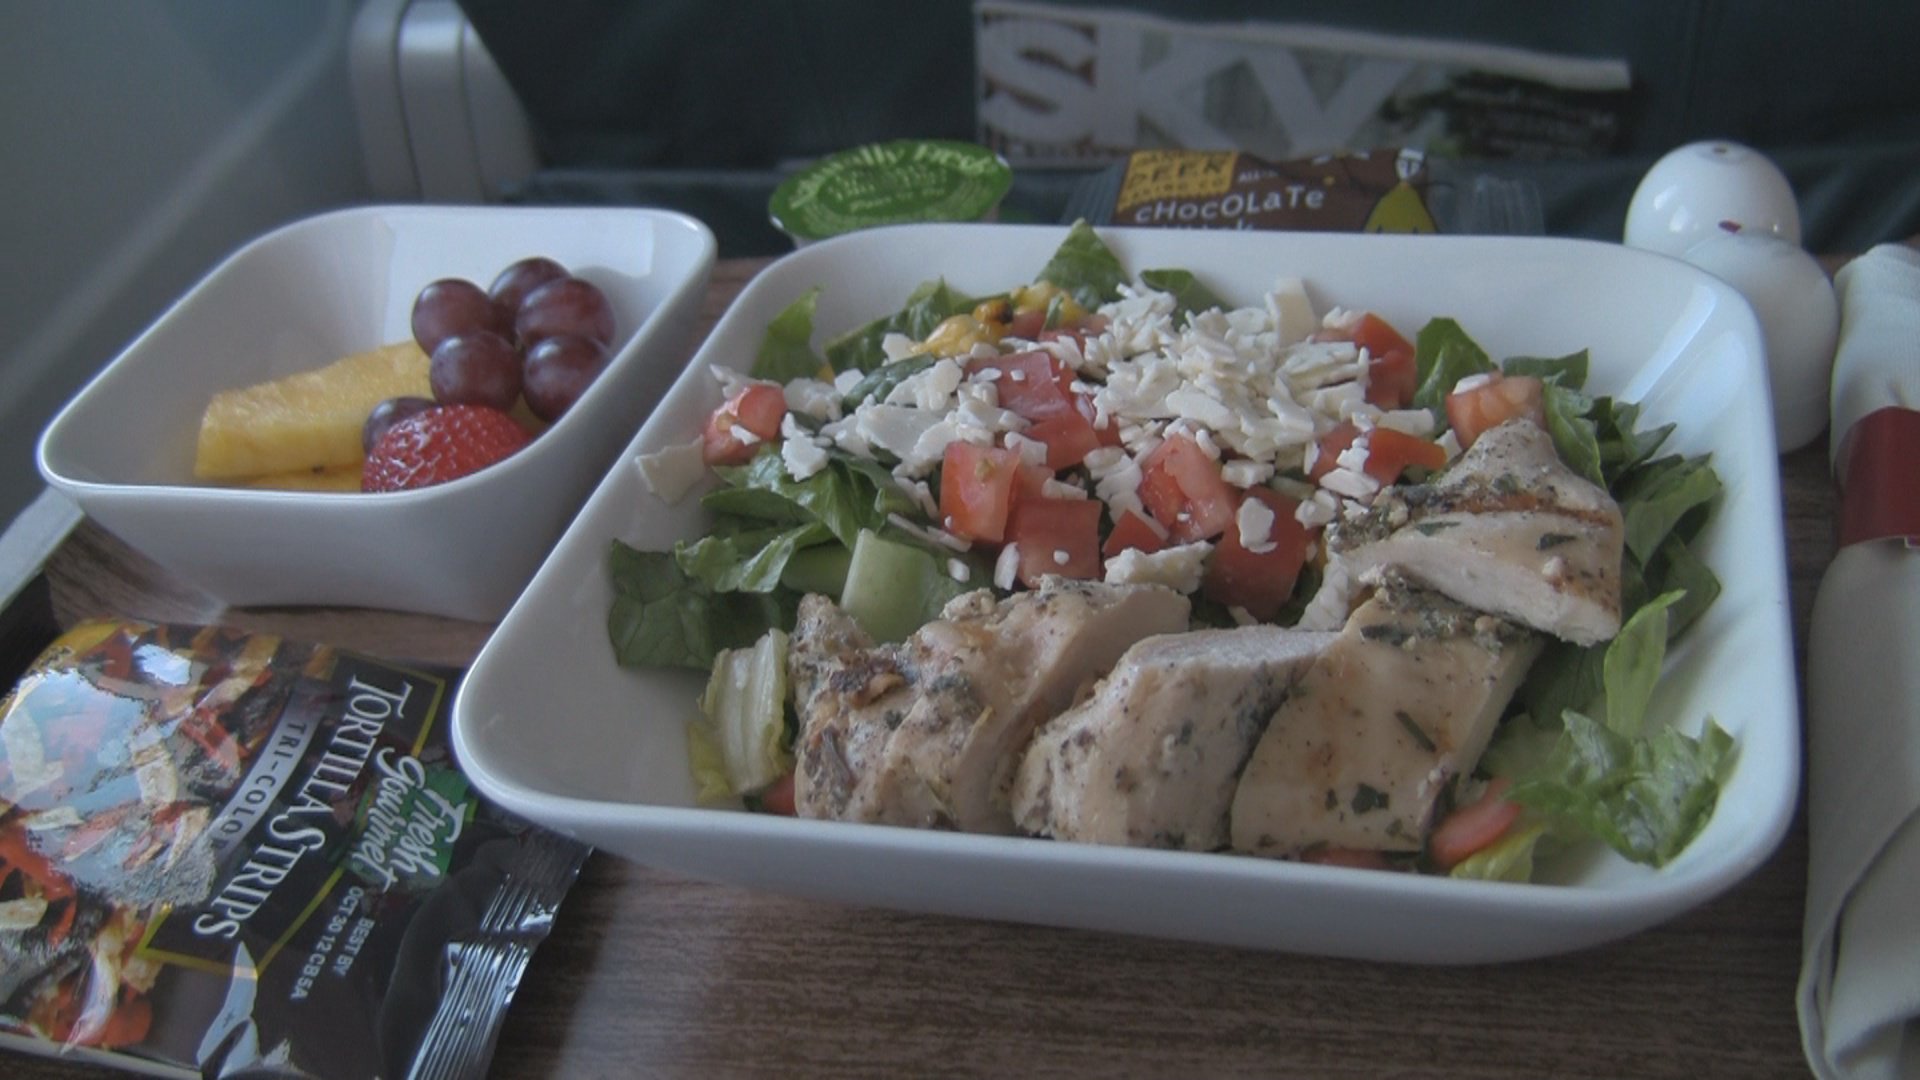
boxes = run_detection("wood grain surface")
[10,257,1833,1079]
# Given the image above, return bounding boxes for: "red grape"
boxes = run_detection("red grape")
[523,334,610,421]
[488,257,570,319]
[515,277,616,348]
[363,396,437,453]
[429,331,523,411]
[412,278,504,354]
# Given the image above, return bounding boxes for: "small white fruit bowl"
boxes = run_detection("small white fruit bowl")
[37,205,716,621]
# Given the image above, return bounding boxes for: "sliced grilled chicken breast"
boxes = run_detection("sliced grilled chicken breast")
[1012,625,1336,850]
[791,578,1189,832]
[1331,419,1625,645]
[1229,575,1542,857]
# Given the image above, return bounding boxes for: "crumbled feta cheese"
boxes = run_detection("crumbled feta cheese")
[1052,549,1071,566]
[1228,606,1257,627]
[632,437,708,504]
[880,332,920,362]
[1295,489,1340,529]
[851,403,943,460]
[993,543,1021,590]
[1236,496,1277,554]
[783,434,829,476]
[783,378,842,422]
[1004,432,1049,468]
[1296,555,1353,631]
[1377,409,1439,437]
[892,473,940,518]
[1040,478,1088,500]
[1453,371,1498,394]
[1267,276,1317,346]
[1086,447,1145,519]
[947,558,971,583]
[833,368,866,395]
[709,364,754,397]
[1220,459,1274,488]
[1437,429,1464,460]
[1103,542,1213,593]
[1334,436,1373,475]
[884,358,963,411]
[780,413,830,480]
[1320,466,1380,500]
[888,512,970,552]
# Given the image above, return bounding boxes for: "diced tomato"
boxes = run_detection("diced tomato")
[1428,777,1523,870]
[1308,422,1360,483]
[1024,411,1101,471]
[1137,434,1237,543]
[1102,508,1168,559]
[1445,373,1546,450]
[1202,486,1310,621]
[939,442,1021,543]
[759,772,797,816]
[1006,497,1102,586]
[966,350,1077,421]
[1301,846,1395,871]
[701,383,788,466]
[1013,460,1052,501]
[1350,313,1418,409]
[1361,427,1448,483]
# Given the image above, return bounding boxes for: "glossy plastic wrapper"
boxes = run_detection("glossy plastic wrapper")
[0,619,586,1078]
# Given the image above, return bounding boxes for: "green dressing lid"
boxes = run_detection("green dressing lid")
[769,139,1013,243]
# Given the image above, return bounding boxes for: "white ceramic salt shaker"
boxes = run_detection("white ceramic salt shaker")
[1625,140,1802,258]
[1681,227,1839,453]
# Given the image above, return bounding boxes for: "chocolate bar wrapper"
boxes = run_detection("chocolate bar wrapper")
[0,619,587,1079]
[1063,147,1543,236]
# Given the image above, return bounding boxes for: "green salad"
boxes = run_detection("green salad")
[605,222,1733,880]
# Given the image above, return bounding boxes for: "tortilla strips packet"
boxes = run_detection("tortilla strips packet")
[0,619,587,1079]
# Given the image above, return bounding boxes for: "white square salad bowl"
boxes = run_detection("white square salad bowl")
[37,205,716,622]
[451,223,1796,963]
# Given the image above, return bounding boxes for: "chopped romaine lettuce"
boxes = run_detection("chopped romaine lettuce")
[708,444,915,549]
[824,278,979,373]
[606,541,798,670]
[695,628,793,797]
[1620,454,1723,565]
[1507,710,1734,867]
[1601,591,1684,738]
[674,521,834,593]
[1448,821,1549,882]
[1540,382,1605,486]
[1138,268,1225,318]
[1037,219,1129,310]
[750,287,826,382]
[1501,349,1590,387]
[1411,317,1497,416]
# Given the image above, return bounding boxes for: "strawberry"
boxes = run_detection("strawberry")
[361,404,532,492]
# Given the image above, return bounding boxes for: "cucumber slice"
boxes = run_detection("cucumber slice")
[840,529,976,643]
[779,543,853,597]
[697,628,792,795]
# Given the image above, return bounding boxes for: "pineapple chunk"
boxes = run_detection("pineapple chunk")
[244,464,365,492]
[194,342,431,481]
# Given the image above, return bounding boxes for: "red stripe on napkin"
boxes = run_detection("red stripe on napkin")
[1837,406,1920,547]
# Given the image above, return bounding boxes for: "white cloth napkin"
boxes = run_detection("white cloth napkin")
[1799,242,1920,1080]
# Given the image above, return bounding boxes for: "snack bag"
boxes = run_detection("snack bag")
[0,619,586,1078]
